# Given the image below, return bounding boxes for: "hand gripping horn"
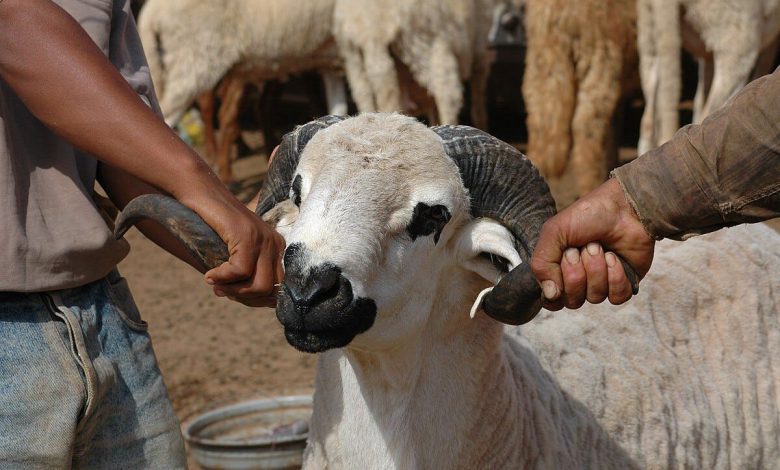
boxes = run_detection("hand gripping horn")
[433,125,639,325]
[113,116,346,270]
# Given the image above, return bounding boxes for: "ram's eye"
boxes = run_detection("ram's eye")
[290,175,303,207]
[407,203,451,244]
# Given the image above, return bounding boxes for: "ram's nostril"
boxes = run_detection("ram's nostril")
[285,264,343,309]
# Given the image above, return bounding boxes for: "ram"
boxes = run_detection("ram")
[118,114,780,469]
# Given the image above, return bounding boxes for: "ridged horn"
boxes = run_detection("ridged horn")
[255,115,346,216]
[114,194,229,273]
[114,116,345,273]
[433,125,557,325]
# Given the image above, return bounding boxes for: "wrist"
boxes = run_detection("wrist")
[608,175,652,240]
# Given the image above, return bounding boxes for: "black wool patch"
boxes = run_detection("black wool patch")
[290,175,303,206]
[407,203,451,244]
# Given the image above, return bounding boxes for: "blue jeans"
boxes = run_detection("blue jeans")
[0,271,186,469]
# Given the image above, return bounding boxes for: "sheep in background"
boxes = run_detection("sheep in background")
[194,72,346,183]
[637,0,780,154]
[137,0,345,182]
[333,0,497,128]
[118,113,780,468]
[523,0,639,196]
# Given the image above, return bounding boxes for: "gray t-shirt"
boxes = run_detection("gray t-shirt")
[0,0,161,292]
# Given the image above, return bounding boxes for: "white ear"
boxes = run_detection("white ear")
[454,218,522,284]
[261,199,299,240]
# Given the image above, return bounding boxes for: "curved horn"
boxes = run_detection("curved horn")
[255,115,346,216]
[433,125,556,325]
[433,126,639,325]
[114,194,229,272]
[114,116,345,273]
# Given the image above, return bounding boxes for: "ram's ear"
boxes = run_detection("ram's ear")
[453,218,522,284]
[261,199,299,239]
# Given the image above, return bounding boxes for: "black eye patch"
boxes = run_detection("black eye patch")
[290,175,302,206]
[407,203,451,244]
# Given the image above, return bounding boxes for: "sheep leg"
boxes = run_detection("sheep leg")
[522,22,575,178]
[323,72,348,116]
[637,0,680,154]
[751,33,780,80]
[196,88,218,163]
[341,45,377,112]
[699,48,758,119]
[215,77,245,184]
[692,57,713,124]
[363,42,402,112]
[570,58,621,195]
[469,52,491,130]
[428,39,463,124]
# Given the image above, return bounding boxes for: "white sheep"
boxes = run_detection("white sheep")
[332,0,498,128]
[115,113,780,469]
[137,0,346,181]
[637,0,780,154]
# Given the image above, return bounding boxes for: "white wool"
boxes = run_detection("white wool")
[137,0,340,126]
[517,223,780,468]
[264,114,780,469]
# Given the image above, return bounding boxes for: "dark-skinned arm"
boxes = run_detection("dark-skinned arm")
[0,0,284,304]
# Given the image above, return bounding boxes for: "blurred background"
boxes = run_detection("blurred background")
[124,0,780,466]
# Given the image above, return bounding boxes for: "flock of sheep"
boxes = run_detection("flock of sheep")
[136,0,780,193]
[125,0,780,468]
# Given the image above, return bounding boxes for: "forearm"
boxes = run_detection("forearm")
[614,68,780,240]
[0,0,228,209]
[98,164,203,272]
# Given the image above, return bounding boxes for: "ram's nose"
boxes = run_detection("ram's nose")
[284,264,342,311]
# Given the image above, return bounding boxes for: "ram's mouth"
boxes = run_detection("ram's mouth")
[276,292,377,353]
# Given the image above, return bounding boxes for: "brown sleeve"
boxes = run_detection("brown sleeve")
[613,68,780,240]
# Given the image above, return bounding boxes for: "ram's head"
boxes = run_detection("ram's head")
[115,114,555,353]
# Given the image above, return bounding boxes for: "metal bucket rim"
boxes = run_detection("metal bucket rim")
[183,395,313,448]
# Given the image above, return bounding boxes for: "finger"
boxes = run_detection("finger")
[542,298,566,311]
[581,242,608,304]
[205,244,257,285]
[215,248,276,297]
[531,220,567,302]
[561,247,587,309]
[228,295,277,308]
[606,252,633,305]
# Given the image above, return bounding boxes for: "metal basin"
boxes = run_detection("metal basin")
[183,395,312,470]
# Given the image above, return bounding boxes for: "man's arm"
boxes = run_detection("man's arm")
[614,67,780,240]
[0,0,284,302]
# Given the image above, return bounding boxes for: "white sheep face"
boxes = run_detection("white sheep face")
[270,114,521,353]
